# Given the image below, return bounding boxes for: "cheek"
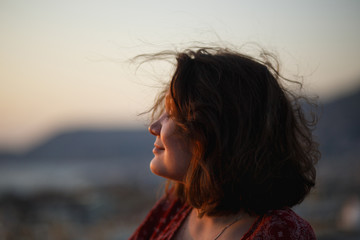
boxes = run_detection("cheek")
[166,138,192,175]
[149,149,191,182]
[158,135,192,181]
[151,118,193,181]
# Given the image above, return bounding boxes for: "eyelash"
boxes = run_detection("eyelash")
[162,112,170,120]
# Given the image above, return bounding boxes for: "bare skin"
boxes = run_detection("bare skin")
[173,208,259,240]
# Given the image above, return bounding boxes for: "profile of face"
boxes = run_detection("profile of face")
[148,95,192,182]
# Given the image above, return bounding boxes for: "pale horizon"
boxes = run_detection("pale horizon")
[1,0,360,151]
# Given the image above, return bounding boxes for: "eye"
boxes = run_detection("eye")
[163,106,173,118]
[164,106,172,116]
[160,112,170,121]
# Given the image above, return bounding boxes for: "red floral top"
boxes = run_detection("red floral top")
[129,195,316,240]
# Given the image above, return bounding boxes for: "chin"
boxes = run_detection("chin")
[149,158,165,177]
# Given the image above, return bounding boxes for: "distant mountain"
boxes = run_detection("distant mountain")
[0,129,162,191]
[315,88,360,160]
[0,129,154,161]
[0,87,359,165]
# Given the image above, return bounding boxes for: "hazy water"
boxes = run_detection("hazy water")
[1,158,360,240]
[0,158,161,194]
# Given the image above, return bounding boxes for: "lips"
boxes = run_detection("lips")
[154,143,165,149]
[153,143,165,154]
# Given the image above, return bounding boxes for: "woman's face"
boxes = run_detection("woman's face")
[148,96,192,182]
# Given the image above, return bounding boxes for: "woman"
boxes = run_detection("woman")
[129,47,319,239]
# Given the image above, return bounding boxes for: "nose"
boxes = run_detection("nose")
[149,119,161,136]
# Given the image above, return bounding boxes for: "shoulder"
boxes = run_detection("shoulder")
[149,194,186,220]
[247,208,316,240]
[129,194,190,240]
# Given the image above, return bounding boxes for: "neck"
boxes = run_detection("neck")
[186,209,249,239]
[196,210,242,227]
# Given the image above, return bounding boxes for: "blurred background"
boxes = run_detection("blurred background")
[0,0,359,239]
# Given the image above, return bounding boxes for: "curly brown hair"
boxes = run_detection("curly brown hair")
[145,47,320,217]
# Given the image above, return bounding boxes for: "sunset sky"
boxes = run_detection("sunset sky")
[1,0,360,151]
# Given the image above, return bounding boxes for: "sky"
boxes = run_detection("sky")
[1,0,360,151]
